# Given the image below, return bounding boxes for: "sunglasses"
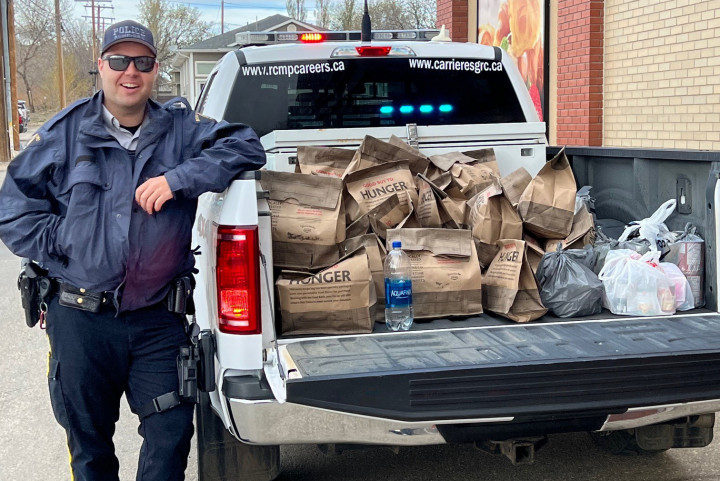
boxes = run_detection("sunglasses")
[102,55,157,73]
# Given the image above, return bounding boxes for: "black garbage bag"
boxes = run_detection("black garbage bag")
[536,244,604,318]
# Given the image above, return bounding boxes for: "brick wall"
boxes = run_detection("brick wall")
[604,0,720,149]
[437,0,469,42]
[556,0,604,146]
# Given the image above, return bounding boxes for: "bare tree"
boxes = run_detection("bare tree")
[286,0,307,22]
[139,0,212,94]
[404,0,436,28]
[15,0,55,110]
[330,0,436,30]
[314,0,332,29]
[61,17,94,101]
[330,0,358,30]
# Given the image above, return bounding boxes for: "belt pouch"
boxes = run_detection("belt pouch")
[58,284,103,313]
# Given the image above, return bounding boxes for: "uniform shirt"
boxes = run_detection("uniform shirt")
[101,105,146,151]
[0,92,266,312]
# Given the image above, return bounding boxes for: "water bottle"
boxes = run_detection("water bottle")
[384,241,414,331]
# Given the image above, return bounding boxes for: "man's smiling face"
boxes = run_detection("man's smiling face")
[98,41,158,119]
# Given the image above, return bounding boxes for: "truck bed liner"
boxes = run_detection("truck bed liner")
[283,314,720,421]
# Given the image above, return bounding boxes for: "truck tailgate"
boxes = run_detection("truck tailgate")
[282,315,720,421]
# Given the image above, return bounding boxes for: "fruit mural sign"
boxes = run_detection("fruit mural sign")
[477,0,545,121]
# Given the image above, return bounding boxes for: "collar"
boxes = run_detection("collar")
[101,104,146,133]
[78,91,171,148]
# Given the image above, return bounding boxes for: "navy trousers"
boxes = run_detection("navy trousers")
[45,295,195,481]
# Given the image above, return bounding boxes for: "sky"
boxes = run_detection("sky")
[73,0,319,33]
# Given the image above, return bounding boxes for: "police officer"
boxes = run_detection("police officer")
[0,20,265,481]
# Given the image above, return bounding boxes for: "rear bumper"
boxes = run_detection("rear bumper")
[226,394,720,445]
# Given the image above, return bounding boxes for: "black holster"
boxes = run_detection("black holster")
[17,258,50,328]
[167,276,195,315]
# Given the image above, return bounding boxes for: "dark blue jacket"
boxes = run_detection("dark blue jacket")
[0,92,265,311]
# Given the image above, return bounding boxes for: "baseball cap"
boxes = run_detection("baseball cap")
[101,20,157,56]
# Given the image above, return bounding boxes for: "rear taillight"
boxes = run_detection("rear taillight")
[216,226,261,334]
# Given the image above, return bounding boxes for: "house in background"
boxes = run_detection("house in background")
[171,14,323,105]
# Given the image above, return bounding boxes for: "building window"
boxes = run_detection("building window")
[195,61,217,76]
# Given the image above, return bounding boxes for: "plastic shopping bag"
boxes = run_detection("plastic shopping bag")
[593,228,650,274]
[536,245,603,318]
[618,199,676,254]
[598,250,676,316]
[664,223,705,308]
[659,262,695,311]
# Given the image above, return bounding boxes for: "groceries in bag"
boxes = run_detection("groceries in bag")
[466,183,523,268]
[296,146,354,178]
[664,223,705,308]
[276,248,376,335]
[385,228,483,319]
[260,171,345,270]
[536,244,603,318]
[483,239,547,323]
[517,147,577,239]
[598,250,675,316]
[659,262,695,311]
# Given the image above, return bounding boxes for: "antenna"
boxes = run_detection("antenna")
[361,0,371,42]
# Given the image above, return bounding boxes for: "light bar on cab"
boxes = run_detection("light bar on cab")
[233,29,439,47]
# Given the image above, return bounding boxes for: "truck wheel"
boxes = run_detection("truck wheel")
[196,391,281,481]
[589,430,668,455]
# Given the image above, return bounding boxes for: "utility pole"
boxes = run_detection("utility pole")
[54,0,66,108]
[78,0,113,93]
[221,0,224,34]
[0,0,10,162]
[8,0,19,151]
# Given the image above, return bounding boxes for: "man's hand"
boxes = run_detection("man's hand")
[135,176,173,214]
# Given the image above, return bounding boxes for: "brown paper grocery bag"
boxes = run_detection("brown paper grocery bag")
[344,135,429,176]
[277,248,376,335]
[523,233,546,273]
[517,148,577,239]
[388,135,428,159]
[461,148,501,176]
[429,150,500,176]
[341,234,387,322]
[429,151,479,172]
[442,187,468,228]
[544,204,596,252]
[385,228,483,319]
[466,184,524,268]
[344,160,418,223]
[297,146,354,178]
[397,191,422,228]
[483,239,547,322]
[260,171,345,270]
[416,174,460,229]
[450,162,500,199]
[501,167,532,206]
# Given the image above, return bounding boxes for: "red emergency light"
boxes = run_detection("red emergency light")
[300,33,324,43]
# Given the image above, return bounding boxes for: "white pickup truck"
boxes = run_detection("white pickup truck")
[190,30,720,481]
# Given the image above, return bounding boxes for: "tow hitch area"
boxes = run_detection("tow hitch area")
[475,436,548,465]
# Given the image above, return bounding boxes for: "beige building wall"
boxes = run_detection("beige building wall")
[604,0,720,149]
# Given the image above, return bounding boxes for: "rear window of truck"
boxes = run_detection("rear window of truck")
[222,57,526,138]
